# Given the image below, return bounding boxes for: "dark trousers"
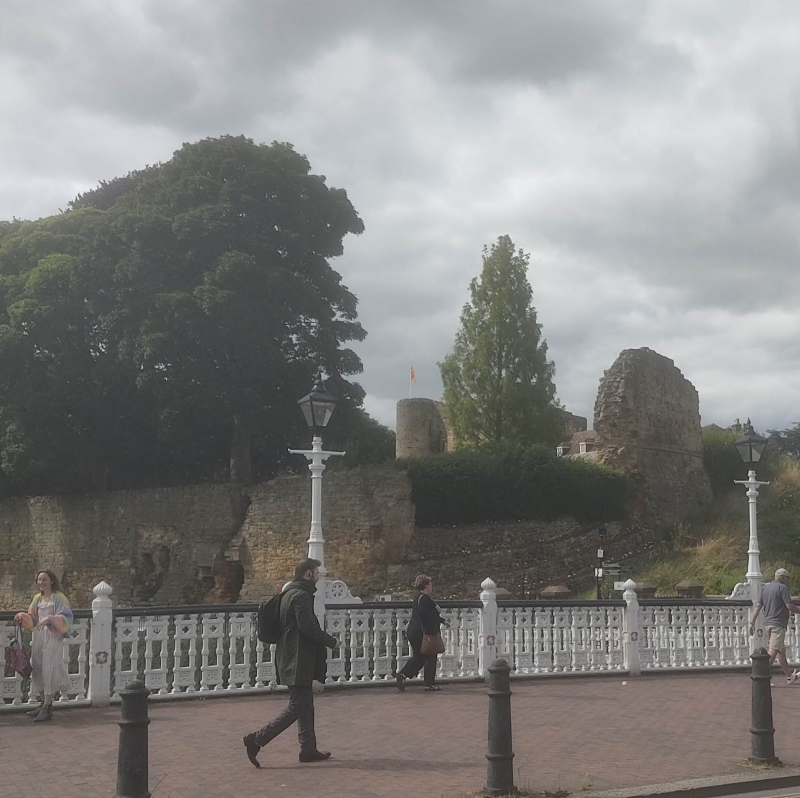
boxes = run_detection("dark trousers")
[400,640,438,686]
[254,685,316,753]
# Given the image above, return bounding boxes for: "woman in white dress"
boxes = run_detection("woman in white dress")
[14,570,73,722]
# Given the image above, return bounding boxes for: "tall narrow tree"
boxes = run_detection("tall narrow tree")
[439,235,560,448]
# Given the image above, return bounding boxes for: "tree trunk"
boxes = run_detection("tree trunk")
[230,413,252,484]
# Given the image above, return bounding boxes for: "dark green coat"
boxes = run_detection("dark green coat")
[275,579,337,687]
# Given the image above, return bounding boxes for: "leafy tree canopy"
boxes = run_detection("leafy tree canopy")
[0,136,392,495]
[768,423,800,460]
[439,235,561,449]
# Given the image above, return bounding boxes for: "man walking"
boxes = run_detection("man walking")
[750,568,800,684]
[244,557,338,765]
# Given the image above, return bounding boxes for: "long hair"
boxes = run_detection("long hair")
[37,569,61,593]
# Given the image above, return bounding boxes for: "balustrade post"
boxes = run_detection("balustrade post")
[622,579,641,676]
[88,581,113,707]
[479,578,498,680]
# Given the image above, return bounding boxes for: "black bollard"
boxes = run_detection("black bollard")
[484,658,516,797]
[115,680,151,798]
[750,648,779,765]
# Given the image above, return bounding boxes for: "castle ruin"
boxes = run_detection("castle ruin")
[592,348,712,527]
[395,398,586,458]
[399,347,713,529]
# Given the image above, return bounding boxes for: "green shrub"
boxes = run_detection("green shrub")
[703,430,744,496]
[703,430,780,497]
[394,445,626,525]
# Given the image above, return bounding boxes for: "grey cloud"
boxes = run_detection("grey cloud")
[0,0,670,138]
[432,1,679,87]
[3,1,800,435]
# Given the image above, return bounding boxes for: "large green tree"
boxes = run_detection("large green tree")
[0,136,389,495]
[439,235,560,448]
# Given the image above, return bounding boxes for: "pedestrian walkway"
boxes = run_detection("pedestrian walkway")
[1,672,799,798]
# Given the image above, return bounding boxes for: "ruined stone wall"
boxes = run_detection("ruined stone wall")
[558,409,588,437]
[594,348,712,528]
[0,469,414,611]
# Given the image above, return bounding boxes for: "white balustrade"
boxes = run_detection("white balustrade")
[1,614,91,709]
[395,607,412,675]
[0,579,760,711]
[171,613,199,695]
[371,606,395,682]
[348,609,371,682]
[61,618,91,702]
[227,611,254,692]
[495,604,515,665]
[506,604,626,675]
[199,613,225,692]
[788,614,800,664]
[324,608,348,684]
[144,615,170,695]
[638,602,750,670]
[110,607,285,700]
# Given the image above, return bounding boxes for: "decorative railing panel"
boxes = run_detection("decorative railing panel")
[110,606,280,699]
[497,602,625,674]
[1,610,92,709]
[788,614,800,665]
[323,602,482,683]
[638,600,750,669]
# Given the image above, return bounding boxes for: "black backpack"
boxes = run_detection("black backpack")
[256,592,284,644]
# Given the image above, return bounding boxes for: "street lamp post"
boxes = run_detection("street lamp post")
[289,376,345,625]
[595,525,607,601]
[729,419,769,651]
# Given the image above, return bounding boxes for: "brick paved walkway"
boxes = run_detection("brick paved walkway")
[2,673,800,798]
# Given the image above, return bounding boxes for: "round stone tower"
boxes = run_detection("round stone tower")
[396,398,449,458]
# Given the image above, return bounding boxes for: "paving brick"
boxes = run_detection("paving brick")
[1,673,799,798]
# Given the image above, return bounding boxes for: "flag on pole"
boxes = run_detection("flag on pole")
[410,364,416,383]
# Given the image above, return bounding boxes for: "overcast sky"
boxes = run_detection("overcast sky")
[3,1,800,433]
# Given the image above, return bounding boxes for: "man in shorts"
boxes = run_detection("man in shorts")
[750,568,800,684]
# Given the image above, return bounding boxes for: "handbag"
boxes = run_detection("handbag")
[6,627,32,679]
[420,632,445,656]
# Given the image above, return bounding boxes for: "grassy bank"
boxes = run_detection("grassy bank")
[634,456,800,596]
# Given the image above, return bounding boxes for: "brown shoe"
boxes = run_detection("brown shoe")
[299,750,331,763]
[243,734,261,768]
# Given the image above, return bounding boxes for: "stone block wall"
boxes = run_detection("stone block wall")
[235,468,414,601]
[0,469,414,611]
[0,484,248,611]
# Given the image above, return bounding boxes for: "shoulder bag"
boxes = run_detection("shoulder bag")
[418,595,446,655]
[6,626,32,679]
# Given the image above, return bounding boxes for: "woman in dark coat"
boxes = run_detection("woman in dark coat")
[396,574,447,691]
